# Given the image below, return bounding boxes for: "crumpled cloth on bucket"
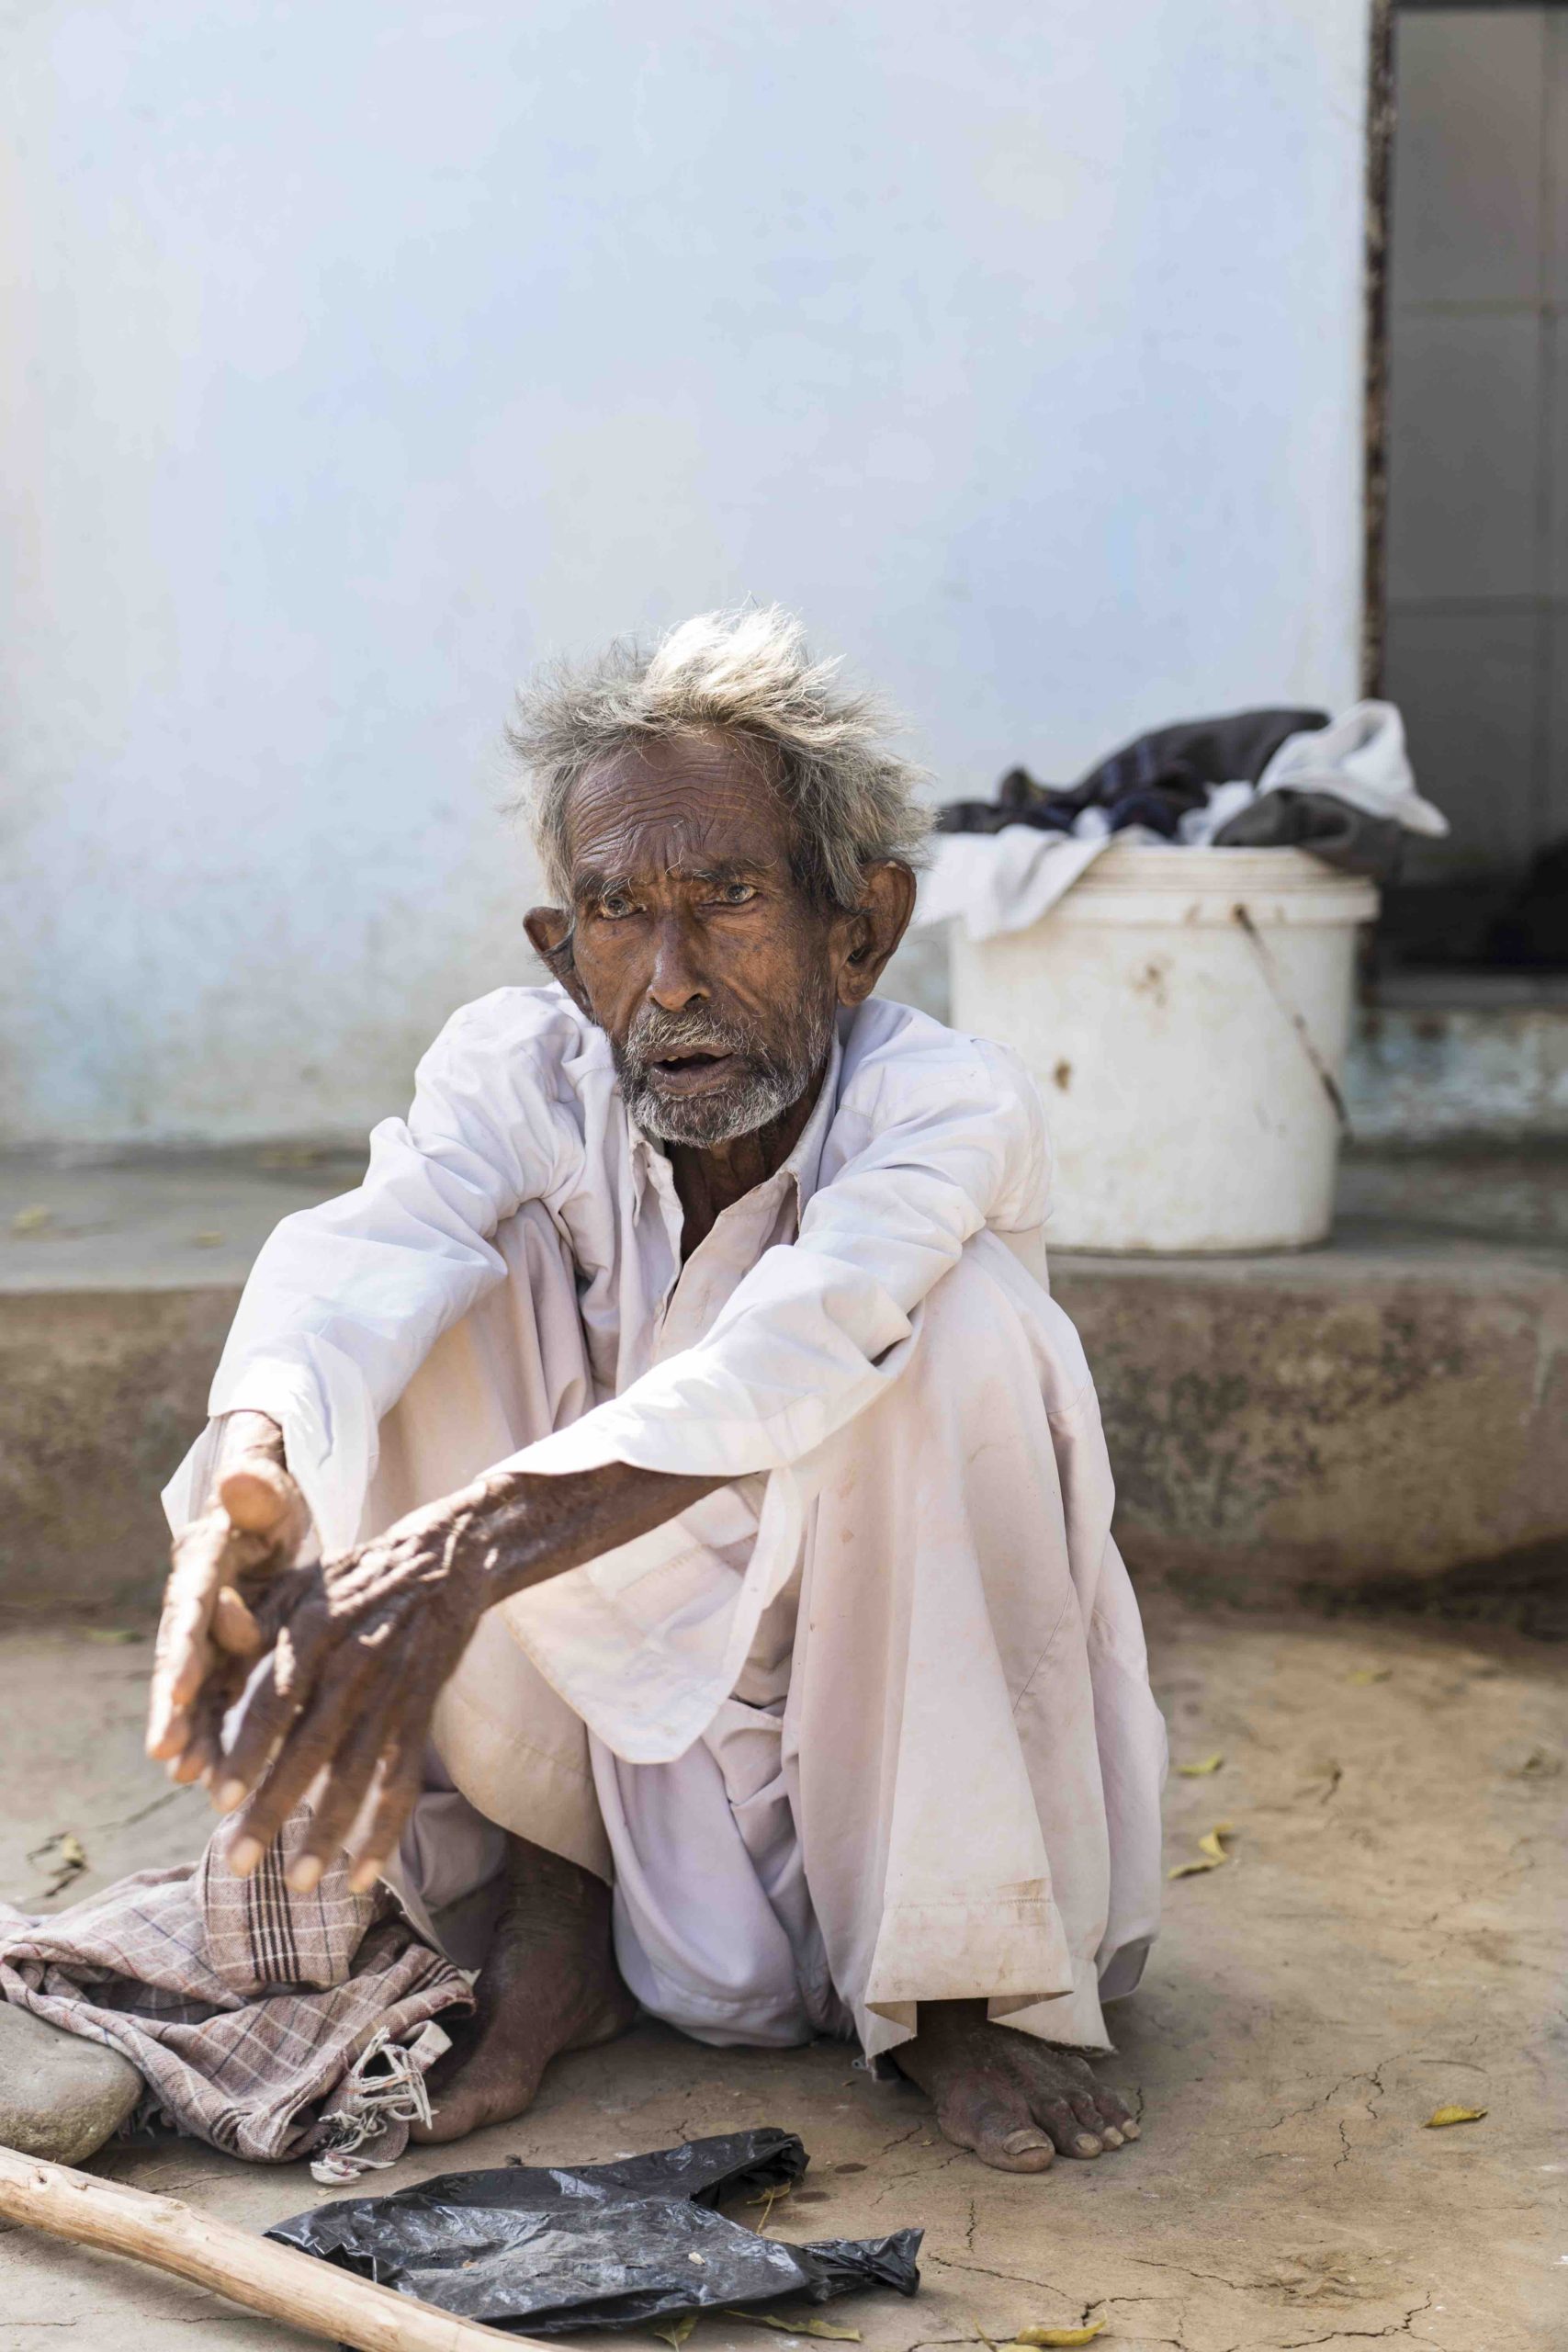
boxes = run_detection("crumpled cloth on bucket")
[0,1804,470,2177]
[270,2128,922,2334]
[918,701,1447,942]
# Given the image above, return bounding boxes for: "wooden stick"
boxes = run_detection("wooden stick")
[0,2143,553,2352]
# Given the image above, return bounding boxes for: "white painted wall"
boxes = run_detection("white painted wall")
[1,0,1371,1145]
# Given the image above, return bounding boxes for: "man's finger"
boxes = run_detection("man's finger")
[219,1457,308,1548]
[205,1566,327,1803]
[346,1731,427,1895]
[147,1617,211,1760]
[212,1585,264,1658]
[225,1650,370,1876]
[152,1521,227,1673]
[150,1518,267,1744]
[212,1624,318,1814]
[169,1668,239,1787]
[286,1700,398,1893]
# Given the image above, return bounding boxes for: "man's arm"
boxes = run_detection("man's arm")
[186,990,591,1563]
[162,1010,1047,1892]
[152,1435,721,1895]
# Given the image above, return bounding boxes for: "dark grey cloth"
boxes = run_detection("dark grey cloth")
[1074,706,1330,813]
[937,707,1330,841]
[1213,787,1406,882]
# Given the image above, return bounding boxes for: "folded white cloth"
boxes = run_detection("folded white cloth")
[1251,699,1447,834]
[911,824,1113,940]
[1178,778,1257,847]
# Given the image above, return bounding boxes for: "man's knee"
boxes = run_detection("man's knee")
[906,1234,1041,1374]
[909,1234,1090,1423]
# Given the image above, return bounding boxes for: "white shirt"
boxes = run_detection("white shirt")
[167,985,1052,1759]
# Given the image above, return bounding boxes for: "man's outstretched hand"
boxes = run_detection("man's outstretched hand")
[147,1411,310,1792]
[205,1490,504,1896]
[152,1434,722,1900]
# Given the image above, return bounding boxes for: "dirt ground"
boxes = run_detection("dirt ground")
[0,1593,1562,2352]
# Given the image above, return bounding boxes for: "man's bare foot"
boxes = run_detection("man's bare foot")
[896,1999,1141,2175]
[412,1835,637,2143]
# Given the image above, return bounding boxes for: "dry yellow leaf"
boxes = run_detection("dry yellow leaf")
[1348,1667,1392,1685]
[745,2179,792,2231]
[1177,1753,1224,1777]
[1425,2104,1486,2129]
[11,1204,51,1235]
[652,2315,696,2348]
[191,1229,225,1248]
[1010,2324,1106,2346]
[725,2314,863,2341]
[1168,1823,1233,1879]
[29,1829,88,1900]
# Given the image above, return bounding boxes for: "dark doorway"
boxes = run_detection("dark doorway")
[1379,1,1567,969]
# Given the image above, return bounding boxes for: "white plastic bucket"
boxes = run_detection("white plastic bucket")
[949,843,1379,1253]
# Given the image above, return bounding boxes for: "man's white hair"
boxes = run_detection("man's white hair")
[508,605,931,910]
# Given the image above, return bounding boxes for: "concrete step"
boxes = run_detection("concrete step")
[1346,972,1568,1142]
[2,1146,1564,1621]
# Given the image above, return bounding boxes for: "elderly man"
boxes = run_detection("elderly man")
[152,607,1165,2177]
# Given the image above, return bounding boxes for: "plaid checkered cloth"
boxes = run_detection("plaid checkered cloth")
[0,1805,472,2175]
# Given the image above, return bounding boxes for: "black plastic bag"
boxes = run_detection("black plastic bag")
[269,2128,921,2335]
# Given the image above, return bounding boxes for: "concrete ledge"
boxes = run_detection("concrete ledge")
[3,1148,1565,1618]
[1346,983,1568,1142]
[0,1285,242,1622]
[1055,1229,1568,1597]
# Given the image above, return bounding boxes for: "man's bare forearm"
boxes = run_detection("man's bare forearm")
[195,1440,728,1889]
[433,1457,727,1601]
[222,1409,723,1600]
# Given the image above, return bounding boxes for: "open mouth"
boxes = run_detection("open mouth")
[649,1046,739,1089]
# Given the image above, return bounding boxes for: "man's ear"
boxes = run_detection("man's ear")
[525,906,591,1014]
[834,862,918,1005]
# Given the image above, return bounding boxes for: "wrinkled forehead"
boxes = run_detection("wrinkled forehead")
[565,731,794,887]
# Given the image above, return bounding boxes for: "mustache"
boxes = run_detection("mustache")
[620,1005,761,1071]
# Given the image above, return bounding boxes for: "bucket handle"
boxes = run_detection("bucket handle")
[1231,904,1351,1136]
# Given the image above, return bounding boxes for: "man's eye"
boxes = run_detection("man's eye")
[600,895,635,919]
[718,883,756,906]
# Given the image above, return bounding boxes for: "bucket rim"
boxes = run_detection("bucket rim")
[1064,841,1380,904]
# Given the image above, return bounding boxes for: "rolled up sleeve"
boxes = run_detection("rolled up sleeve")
[163,991,587,1552]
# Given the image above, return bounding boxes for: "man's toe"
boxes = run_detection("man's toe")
[936,2068,1056,2173]
[1068,2089,1121,2145]
[1094,2086,1139,2140]
[991,2124,1055,2171]
[1033,2095,1102,2157]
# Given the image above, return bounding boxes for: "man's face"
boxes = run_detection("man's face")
[530,733,847,1148]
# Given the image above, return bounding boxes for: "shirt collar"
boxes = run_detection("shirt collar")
[775,1023,841,1212]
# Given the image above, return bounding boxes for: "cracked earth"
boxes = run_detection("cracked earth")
[0,1590,1562,2350]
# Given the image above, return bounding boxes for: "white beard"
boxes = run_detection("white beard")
[614,992,835,1148]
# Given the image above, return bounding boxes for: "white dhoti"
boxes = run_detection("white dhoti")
[372,1203,1166,2064]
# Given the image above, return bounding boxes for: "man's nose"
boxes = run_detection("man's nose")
[645,913,709,1012]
